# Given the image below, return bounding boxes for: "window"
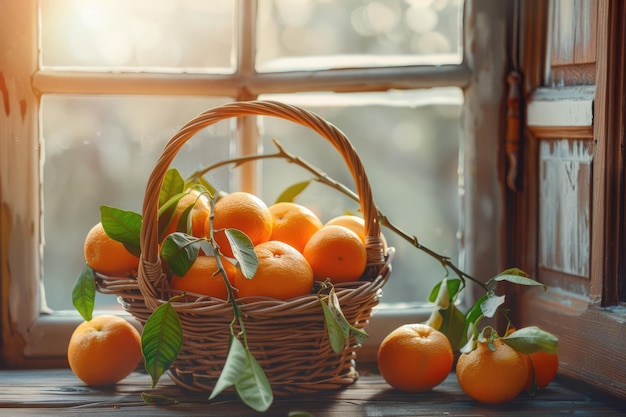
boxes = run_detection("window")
[1,0,507,366]
[515,0,626,398]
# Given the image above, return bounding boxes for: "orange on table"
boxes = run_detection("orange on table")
[170,255,237,300]
[303,224,367,283]
[269,201,323,253]
[456,338,529,404]
[84,222,139,276]
[377,323,453,392]
[233,240,314,300]
[525,350,559,391]
[325,214,388,254]
[67,315,142,386]
[163,189,211,239]
[207,191,273,258]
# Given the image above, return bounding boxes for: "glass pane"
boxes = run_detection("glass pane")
[42,96,232,311]
[257,0,463,71]
[258,90,462,303]
[40,0,234,71]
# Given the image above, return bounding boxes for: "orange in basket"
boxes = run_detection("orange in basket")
[208,191,273,258]
[269,201,323,253]
[233,240,314,300]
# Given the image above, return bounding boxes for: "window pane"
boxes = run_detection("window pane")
[40,0,234,71]
[258,90,462,303]
[42,96,232,311]
[257,0,463,71]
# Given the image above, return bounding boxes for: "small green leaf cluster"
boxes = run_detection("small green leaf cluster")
[424,268,558,357]
[317,280,368,353]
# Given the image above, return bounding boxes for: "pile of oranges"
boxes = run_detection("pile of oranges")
[84,190,379,302]
[377,324,559,404]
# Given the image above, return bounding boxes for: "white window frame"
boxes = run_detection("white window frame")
[0,0,508,366]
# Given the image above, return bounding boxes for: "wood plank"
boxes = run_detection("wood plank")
[0,369,624,416]
[551,0,576,66]
[549,0,597,85]
[574,0,597,64]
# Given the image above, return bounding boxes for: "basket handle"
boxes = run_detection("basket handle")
[138,100,385,306]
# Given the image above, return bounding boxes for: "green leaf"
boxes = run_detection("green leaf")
[274,180,311,204]
[466,294,488,324]
[493,274,547,289]
[235,349,274,412]
[72,265,96,321]
[209,336,274,412]
[210,336,248,400]
[319,288,368,353]
[141,392,180,405]
[159,168,185,208]
[288,412,316,417]
[189,177,217,198]
[320,297,349,353]
[428,278,461,303]
[142,301,184,388]
[160,232,201,277]
[480,293,506,318]
[427,281,442,303]
[496,267,530,278]
[100,206,142,257]
[224,228,258,279]
[459,322,477,354]
[175,202,194,235]
[491,268,547,290]
[445,278,462,300]
[502,326,559,354]
[439,303,468,351]
[157,192,186,240]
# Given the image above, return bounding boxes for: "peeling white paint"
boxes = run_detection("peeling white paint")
[539,140,592,278]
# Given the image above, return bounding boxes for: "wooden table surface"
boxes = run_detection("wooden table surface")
[0,368,624,416]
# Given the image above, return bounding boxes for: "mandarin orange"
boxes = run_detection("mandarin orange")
[67,315,142,386]
[525,350,559,391]
[84,222,139,276]
[325,214,388,254]
[377,323,454,392]
[234,240,314,300]
[207,192,273,258]
[269,202,323,253]
[456,338,529,404]
[170,255,237,300]
[303,225,367,283]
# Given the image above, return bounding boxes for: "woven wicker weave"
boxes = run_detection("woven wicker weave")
[97,100,393,395]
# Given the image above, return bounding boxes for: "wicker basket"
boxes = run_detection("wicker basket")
[97,100,393,395]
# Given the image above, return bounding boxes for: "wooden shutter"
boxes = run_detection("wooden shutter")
[514,0,626,398]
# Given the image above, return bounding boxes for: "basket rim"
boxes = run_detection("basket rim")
[137,100,387,310]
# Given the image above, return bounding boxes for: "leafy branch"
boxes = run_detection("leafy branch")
[204,198,273,412]
[187,139,488,292]
[185,140,558,358]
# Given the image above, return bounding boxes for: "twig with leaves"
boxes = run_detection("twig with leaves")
[187,139,558,362]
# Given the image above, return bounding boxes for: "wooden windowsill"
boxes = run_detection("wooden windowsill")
[0,368,624,416]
